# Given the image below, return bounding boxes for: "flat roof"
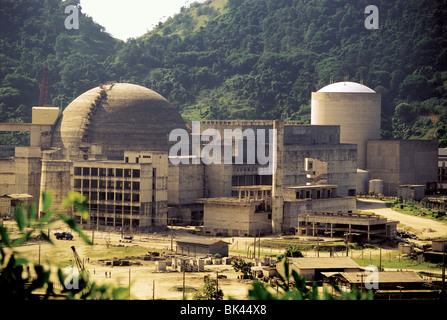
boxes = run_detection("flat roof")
[0,193,33,199]
[176,239,230,246]
[289,257,360,270]
[337,271,424,284]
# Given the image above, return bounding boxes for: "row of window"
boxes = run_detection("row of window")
[74,179,140,190]
[74,167,140,178]
[77,190,140,202]
[89,203,141,215]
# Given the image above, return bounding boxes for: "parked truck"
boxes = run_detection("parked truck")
[54,232,74,240]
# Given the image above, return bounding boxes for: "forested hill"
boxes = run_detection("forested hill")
[1,0,447,146]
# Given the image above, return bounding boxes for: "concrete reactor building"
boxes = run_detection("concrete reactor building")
[311,81,438,196]
[311,81,381,170]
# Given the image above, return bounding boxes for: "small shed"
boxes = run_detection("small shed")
[0,193,33,217]
[278,257,361,282]
[397,185,426,201]
[328,271,425,290]
[176,239,230,257]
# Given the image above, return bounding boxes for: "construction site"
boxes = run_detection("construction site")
[0,78,445,300]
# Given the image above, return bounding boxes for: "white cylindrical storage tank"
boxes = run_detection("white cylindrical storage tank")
[311,82,381,170]
[356,169,370,195]
[369,179,383,195]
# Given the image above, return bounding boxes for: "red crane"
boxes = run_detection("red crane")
[39,66,49,106]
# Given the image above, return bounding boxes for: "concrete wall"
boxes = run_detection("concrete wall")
[168,163,203,205]
[39,160,73,214]
[203,202,271,236]
[204,163,233,198]
[283,144,357,196]
[367,140,438,195]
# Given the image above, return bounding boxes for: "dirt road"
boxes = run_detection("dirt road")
[357,198,447,240]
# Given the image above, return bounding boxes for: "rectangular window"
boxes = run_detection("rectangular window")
[99,168,106,177]
[91,180,98,188]
[124,169,132,178]
[133,169,140,178]
[82,167,90,176]
[116,169,123,177]
[74,179,81,188]
[82,180,90,188]
[74,167,82,176]
[108,168,114,177]
[132,181,140,190]
[91,168,98,176]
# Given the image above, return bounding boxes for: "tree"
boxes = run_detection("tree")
[277,244,303,260]
[232,258,252,279]
[193,276,224,300]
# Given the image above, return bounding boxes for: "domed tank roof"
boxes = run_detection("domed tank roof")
[317,81,376,93]
[51,83,187,160]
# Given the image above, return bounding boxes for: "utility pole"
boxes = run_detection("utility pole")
[216,271,219,296]
[182,260,186,299]
[442,244,446,293]
[379,248,382,271]
[170,218,173,251]
[128,268,131,299]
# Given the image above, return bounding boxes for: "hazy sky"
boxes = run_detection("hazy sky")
[79,0,206,40]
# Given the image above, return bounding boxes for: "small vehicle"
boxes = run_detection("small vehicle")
[54,232,74,240]
[119,236,133,243]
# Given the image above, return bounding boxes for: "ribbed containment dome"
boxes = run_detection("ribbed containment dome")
[51,83,187,160]
[311,82,381,170]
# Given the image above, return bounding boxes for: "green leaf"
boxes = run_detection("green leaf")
[14,206,27,231]
[11,230,33,247]
[0,226,11,246]
[29,202,38,223]
[14,257,29,266]
[58,214,93,245]
[42,191,54,212]
[39,210,55,224]
[40,230,53,245]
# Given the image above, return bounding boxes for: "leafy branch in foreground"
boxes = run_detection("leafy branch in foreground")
[0,191,129,300]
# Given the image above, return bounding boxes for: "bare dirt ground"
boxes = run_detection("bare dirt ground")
[6,198,447,300]
[9,224,260,300]
[357,198,447,240]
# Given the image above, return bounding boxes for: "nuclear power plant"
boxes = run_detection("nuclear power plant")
[0,81,439,239]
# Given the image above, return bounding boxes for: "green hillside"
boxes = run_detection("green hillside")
[1,0,447,146]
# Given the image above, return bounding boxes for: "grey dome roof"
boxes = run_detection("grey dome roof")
[317,82,376,93]
[51,83,186,160]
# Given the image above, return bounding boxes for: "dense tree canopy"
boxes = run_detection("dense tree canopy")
[1,0,447,146]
